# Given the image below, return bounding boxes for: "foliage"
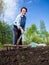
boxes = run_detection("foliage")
[0,20,12,44]
[0,20,49,45]
[40,20,49,45]
[24,24,38,44]
[24,21,49,45]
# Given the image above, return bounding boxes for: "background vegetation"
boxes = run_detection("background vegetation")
[24,20,49,45]
[0,20,12,44]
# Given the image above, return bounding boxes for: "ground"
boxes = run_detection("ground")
[0,46,49,65]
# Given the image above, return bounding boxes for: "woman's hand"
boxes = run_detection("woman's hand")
[20,28,24,34]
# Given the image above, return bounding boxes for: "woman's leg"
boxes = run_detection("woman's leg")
[18,29,22,45]
[14,25,18,45]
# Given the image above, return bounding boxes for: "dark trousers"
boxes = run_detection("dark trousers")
[14,25,22,45]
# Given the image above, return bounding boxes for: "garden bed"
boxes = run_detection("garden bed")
[0,46,49,65]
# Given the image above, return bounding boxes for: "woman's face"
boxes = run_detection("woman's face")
[21,8,26,15]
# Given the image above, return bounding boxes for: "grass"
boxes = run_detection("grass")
[0,45,5,49]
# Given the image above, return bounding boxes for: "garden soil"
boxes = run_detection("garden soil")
[0,46,49,65]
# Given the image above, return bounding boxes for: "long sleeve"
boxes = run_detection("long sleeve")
[13,14,22,29]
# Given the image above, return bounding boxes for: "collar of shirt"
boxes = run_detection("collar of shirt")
[20,13,25,17]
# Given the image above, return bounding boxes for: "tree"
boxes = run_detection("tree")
[24,24,38,44]
[40,20,46,33]
[40,20,46,40]
[0,0,3,16]
[40,20,49,45]
[24,22,48,44]
[0,20,12,44]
